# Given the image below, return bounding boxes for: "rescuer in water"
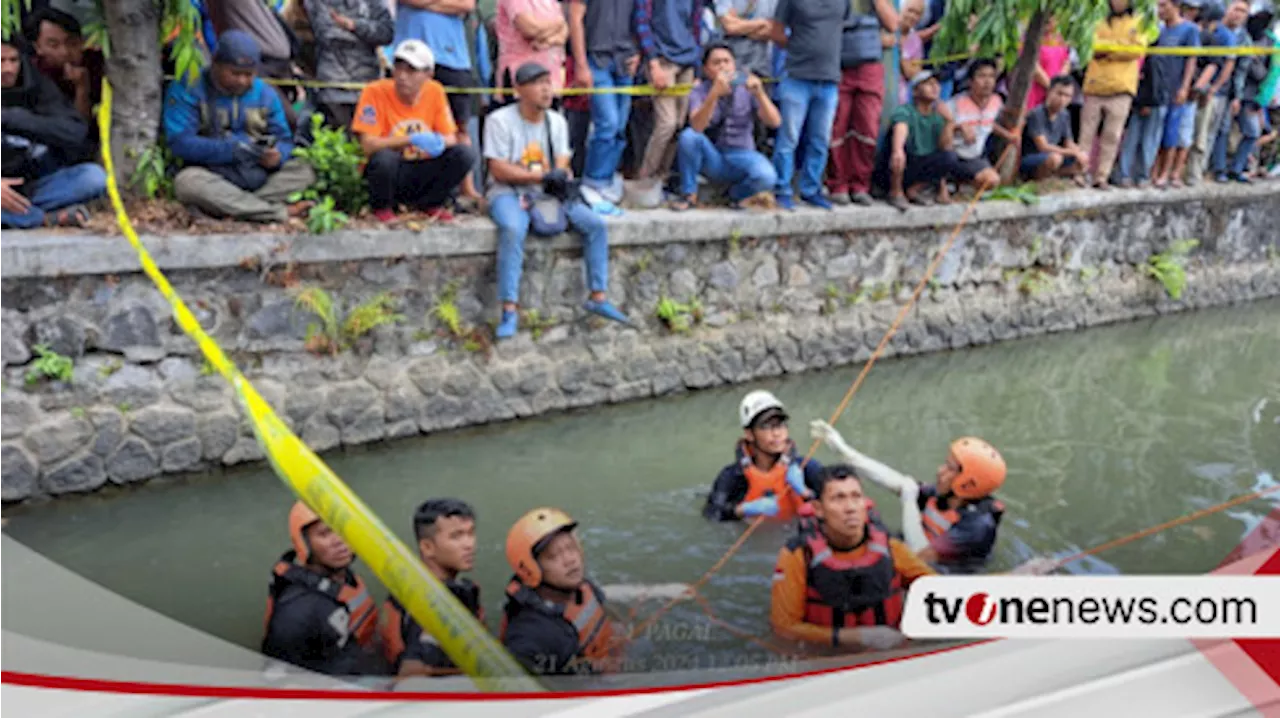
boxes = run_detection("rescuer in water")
[771,465,936,651]
[379,498,485,678]
[810,420,1008,574]
[262,501,386,675]
[500,507,620,675]
[703,390,826,522]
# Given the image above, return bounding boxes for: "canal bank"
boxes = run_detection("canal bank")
[2,183,1278,501]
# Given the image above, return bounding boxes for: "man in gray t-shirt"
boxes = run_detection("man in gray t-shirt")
[483,62,631,341]
[766,0,845,209]
[713,0,778,79]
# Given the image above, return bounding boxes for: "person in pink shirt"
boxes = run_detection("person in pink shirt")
[1026,17,1070,110]
[496,0,568,93]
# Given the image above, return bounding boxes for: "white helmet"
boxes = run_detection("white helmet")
[740,390,788,428]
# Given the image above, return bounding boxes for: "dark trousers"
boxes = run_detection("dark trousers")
[364,146,477,211]
[874,150,963,191]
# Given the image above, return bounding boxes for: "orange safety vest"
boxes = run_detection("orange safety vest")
[921,495,1005,543]
[263,551,377,650]
[499,578,616,673]
[790,523,905,629]
[379,580,483,671]
[741,447,804,521]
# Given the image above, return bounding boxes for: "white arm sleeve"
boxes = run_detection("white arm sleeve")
[898,484,931,554]
[826,439,917,496]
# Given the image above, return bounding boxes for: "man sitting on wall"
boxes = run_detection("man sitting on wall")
[164,30,316,224]
[672,42,780,210]
[350,39,477,224]
[1,35,105,229]
[1020,75,1089,181]
[873,70,965,211]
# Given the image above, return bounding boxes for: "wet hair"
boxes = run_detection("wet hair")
[23,8,81,46]
[413,498,476,541]
[969,58,999,77]
[702,41,734,66]
[813,464,863,500]
[1049,75,1075,92]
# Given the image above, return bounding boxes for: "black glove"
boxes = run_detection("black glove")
[542,168,571,200]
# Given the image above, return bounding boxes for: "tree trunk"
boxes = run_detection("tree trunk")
[103,0,163,188]
[992,6,1048,183]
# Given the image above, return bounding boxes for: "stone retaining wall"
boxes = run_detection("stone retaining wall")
[2,184,1278,502]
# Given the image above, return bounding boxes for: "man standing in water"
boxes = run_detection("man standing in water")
[771,466,936,651]
[500,507,619,675]
[703,390,825,522]
[379,499,485,677]
[810,420,1008,574]
[262,502,386,675]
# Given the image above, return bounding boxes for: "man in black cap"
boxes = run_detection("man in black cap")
[483,61,631,340]
[164,29,316,224]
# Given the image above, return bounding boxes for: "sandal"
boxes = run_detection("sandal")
[907,193,933,206]
[44,204,89,228]
[669,197,694,212]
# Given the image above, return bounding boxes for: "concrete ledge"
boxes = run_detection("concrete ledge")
[4,182,1277,279]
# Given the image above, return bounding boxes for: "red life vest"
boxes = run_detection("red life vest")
[263,551,377,650]
[499,578,616,673]
[740,443,804,521]
[379,579,483,671]
[789,523,905,629]
[921,494,1005,542]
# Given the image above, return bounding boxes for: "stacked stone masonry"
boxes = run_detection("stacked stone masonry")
[2,184,1278,501]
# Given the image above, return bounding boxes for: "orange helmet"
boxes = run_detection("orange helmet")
[506,507,579,588]
[289,501,322,563]
[949,438,1007,500]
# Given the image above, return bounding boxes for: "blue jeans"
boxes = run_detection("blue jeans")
[772,77,838,199]
[1210,100,1235,174]
[1117,105,1167,182]
[583,55,633,183]
[491,192,609,305]
[1,163,107,228]
[676,128,778,201]
[1229,105,1262,176]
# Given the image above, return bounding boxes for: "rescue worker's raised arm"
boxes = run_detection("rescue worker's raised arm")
[897,481,931,554]
[809,420,915,496]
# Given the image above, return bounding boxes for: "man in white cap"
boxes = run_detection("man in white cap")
[350,38,477,223]
[872,69,965,212]
[702,390,824,522]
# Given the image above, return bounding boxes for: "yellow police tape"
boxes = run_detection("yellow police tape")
[96,81,541,693]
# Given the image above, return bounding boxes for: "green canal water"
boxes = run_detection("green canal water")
[6,299,1279,679]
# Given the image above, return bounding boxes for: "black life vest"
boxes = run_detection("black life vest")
[499,577,615,673]
[262,550,377,651]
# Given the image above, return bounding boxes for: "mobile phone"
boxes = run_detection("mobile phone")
[730,71,746,87]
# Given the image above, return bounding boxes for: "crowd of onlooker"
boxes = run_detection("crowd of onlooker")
[2,0,1277,337]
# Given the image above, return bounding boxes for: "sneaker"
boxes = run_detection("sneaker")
[1231,172,1252,184]
[495,310,519,339]
[426,206,456,223]
[801,193,833,210]
[888,194,910,212]
[1214,173,1229,183]
[583,299,631,325]
[373,208,397,223]
[829,191,852,206]
[850,191,874,206]
[775,194,795,210]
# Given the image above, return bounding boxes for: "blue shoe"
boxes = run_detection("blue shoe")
[495,310,518,339]
[1231,173,1252,184]
[775,194,795,210]
[801,193,833,210]
[583,299,631,325]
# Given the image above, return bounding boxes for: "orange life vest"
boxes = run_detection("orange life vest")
[789,523,905,629]
[741,446,804,521]
[379,579,483,671]
[499,578,615,673]
[921,494,1005,542]
[263,551,377,650]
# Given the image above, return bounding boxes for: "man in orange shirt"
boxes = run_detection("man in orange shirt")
[771,465,935,652]
[351,39,477,223]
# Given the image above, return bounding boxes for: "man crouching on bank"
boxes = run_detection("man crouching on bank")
[770,466,936,652]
